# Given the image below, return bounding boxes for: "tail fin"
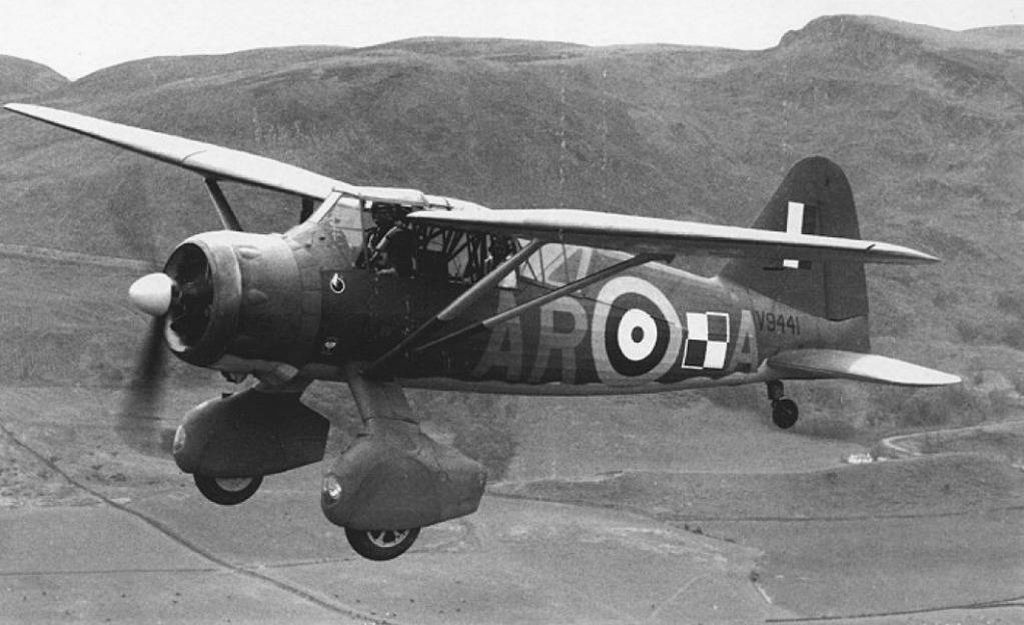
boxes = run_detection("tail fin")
[719,157,868,322]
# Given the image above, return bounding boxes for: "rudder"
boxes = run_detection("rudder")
[718,157,868,322]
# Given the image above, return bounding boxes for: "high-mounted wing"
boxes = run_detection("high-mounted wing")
[4,103,351,201]
[406,208,938,264]
[6,103,937,265]
[768,349,961,386]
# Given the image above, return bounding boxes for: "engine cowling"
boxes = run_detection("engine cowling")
[173,388,329,477]
[160,230,321,373]
[320,419,487,530]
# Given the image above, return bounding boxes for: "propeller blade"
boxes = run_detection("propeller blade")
[116,315,175,455]
[129,273,176,317]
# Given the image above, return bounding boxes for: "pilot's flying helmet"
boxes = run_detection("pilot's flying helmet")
[370,202,400,220]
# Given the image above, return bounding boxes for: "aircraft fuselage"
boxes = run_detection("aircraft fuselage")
[328,260,869,395]
[162,197,870,396]
[279,213,870,393]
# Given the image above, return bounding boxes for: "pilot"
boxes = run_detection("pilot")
[485,236,513,271]
[357,203,416,277]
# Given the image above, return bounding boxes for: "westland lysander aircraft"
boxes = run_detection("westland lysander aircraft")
[5,103,959,560]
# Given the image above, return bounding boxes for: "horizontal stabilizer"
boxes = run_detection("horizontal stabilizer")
[768,349,961,386]
[4,103,347,201]
[407,208,938,264]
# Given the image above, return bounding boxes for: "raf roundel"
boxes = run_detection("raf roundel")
[617,308,658,361]
[592,276,682,385]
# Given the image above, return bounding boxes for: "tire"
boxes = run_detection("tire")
[771,398,799,430]
[194,474,263,505]
[345,527,420,561]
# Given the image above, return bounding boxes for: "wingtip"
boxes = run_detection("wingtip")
[933,371,963,386]
[3,102,44,118]
[895,364,962,387]
[875,241,941,264]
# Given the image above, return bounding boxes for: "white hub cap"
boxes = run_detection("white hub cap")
[214,477,253,492]
[368,529,411,548]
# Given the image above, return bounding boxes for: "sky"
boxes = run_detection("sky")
[1,0,1022,79]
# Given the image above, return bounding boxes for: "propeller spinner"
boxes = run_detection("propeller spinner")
[129,272,177,317]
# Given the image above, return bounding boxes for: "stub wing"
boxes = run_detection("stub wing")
[406,208,938,264]
[768,349,961,386]
[4,103,348,201]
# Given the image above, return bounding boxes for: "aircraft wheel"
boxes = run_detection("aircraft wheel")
[345,527,420,561]
[771,399,799,430]
[194,474,263,505]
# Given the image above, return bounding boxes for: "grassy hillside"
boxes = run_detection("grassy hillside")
[0,15,1022,457]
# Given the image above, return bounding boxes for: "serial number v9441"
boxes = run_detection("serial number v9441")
[753,311,801,335]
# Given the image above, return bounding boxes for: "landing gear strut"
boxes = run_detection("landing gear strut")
[766,380,799,429]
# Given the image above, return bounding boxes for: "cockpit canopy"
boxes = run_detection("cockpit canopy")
[301,187,582,289]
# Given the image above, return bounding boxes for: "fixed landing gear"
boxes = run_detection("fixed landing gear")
[345,527,421,561]
[766,380,799,429]
[194,474,263,505]
[772,398,799,430]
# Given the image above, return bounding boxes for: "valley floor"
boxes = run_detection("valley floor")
[1,386,1022,624]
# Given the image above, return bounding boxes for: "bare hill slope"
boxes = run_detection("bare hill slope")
[0,55,67,101]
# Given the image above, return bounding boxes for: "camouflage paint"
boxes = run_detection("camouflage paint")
[309,239,866,395]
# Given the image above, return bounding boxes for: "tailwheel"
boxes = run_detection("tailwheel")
[194,474,263,505]
[771,398,799,430]
[345,527,420,561]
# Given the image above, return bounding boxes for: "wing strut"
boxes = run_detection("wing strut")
[204,178,242,231]
[362,239,543,378]
[411,253,664,356]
